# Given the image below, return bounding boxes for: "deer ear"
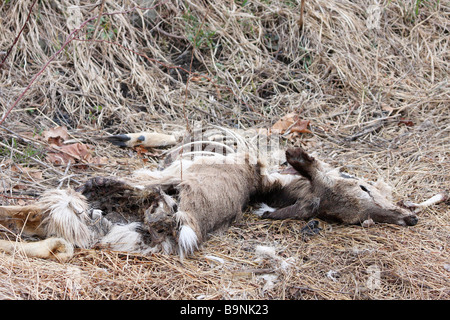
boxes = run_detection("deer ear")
[285,148,316,181]
[374,179,393,201]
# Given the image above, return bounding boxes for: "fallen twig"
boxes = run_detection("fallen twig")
[344,118,385,141]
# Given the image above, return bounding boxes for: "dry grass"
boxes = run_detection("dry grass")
[0,0,448,300]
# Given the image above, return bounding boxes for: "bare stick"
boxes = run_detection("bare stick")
[298,0,306,29]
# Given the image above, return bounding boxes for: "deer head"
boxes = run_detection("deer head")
[263,148,418,227]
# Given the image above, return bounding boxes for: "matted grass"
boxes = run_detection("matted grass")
[0,0,448,299]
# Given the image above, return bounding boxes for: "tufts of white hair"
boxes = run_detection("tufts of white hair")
[253,203,276,217]
[40,189,95,249]
[100,222,146,253]
[178,225,198,258]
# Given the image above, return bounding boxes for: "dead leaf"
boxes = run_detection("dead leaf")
[271,112,297,134]
[134,145,149,156]
[46,143,93,165]
[46,151,72,166]
[11,164,43,181]
[61,143,92,161]
[290,120,311,134]
[398,118,414,127]
[133,145,163,158]
[271,113,311,134]
[43,126,69,146]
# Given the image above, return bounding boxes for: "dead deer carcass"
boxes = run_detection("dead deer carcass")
[0,130,443,262]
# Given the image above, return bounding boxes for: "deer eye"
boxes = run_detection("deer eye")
[360,185,370,193]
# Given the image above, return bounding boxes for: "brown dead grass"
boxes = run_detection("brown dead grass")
[0,0,448,300]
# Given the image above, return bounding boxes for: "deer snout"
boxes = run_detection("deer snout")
[396,206,419,226]
[403,214,418,226]
[367,206,419,227]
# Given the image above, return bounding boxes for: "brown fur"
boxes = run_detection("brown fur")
[177,159,263,243]
[0,204,45,237]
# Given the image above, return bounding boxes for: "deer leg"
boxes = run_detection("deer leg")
[0,237,73,261]
[398,192,448,213]
[105,132,177,148]
[261,198,320,220]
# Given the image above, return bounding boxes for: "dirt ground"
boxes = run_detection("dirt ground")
[0,0,448,299]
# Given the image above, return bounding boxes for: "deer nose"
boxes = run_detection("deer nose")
[404,214,418,226]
